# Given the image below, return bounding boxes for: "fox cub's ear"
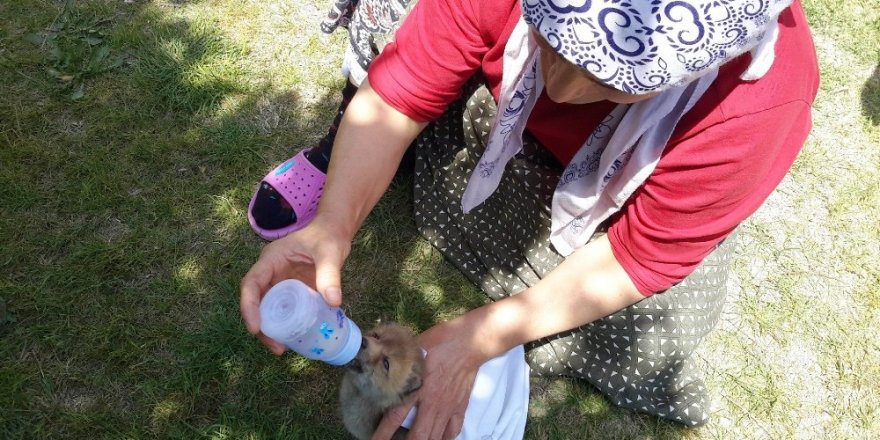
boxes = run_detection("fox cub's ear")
[402,373,422,395]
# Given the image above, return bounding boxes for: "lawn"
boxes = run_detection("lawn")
[1,0,878,439]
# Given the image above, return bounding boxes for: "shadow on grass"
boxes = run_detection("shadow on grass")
[861,63,880,126]
[0,0,347,438]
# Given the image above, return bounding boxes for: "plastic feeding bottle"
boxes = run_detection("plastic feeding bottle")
[259,279,362,366]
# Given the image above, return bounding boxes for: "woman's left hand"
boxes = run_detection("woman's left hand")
[372,316,488,440]
[371,235,646,439]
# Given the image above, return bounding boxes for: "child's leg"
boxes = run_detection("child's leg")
[250,81,357,230]
[250,0,415,234]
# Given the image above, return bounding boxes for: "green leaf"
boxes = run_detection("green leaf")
[106,55,125,71]
[24,33,46,45]
[88,45,110,71]
[85,36,103,46]
[71,82,85,100]
[0,52,14,68]
[48,45,63,63]
[0,299,13,325]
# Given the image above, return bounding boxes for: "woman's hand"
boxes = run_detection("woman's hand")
[239,223,352,354]
[239,80,425,356]
[372,316,490,440]
[371,236,646,439]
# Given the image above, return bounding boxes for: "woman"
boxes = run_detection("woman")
[240,0,819,436]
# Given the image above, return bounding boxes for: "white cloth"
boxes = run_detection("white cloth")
[460,19,541,214]
[549,69,717,254]
[401,345,530,440]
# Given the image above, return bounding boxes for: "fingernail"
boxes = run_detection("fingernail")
[325,287,341,306]
[243,317,259,335]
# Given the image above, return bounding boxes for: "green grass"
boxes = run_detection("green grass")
[1,0,879,439]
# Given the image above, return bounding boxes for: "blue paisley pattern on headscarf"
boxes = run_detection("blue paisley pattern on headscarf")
[522,0,793,93]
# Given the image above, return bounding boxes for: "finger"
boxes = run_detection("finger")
[258,332,286,355]
[430,412,453,440]
[406,401,442,440]
[443,412,465,440]
[240,260,274,334]
[313,247,344,307]
[372,394,417,440]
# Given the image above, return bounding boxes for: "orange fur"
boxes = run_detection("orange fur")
[339,323,424,440]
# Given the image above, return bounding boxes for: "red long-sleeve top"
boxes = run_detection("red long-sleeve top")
[368,0,820,295]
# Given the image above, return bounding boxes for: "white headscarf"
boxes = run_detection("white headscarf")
[461,0,792,255]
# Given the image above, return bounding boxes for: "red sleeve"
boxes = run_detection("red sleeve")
[368,0,489,122]
[608,100,813,296]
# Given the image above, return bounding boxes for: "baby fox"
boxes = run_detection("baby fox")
[339,323,424,440]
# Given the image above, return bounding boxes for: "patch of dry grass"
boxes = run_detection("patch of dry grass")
[694,3,880,437]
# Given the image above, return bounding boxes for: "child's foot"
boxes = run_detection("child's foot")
[250,181,298,230]
[250,146,330,231]
[247,148,327,240]
[248,81,355,240]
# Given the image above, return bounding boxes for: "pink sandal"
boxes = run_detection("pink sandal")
[247,150,325,240]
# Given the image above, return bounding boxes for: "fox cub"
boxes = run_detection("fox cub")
[339,323,424,440]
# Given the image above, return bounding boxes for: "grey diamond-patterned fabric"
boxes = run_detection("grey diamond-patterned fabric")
[411,82,736,426]
[339,0,736,427]
[344,0,412,72]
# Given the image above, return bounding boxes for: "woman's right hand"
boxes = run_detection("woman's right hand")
[239,223,352,354]
[240,78,425,354]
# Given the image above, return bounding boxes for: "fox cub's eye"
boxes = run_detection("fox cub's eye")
[382,356,390,371]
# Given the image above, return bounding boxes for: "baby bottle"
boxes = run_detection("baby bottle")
[259,279,362,366]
